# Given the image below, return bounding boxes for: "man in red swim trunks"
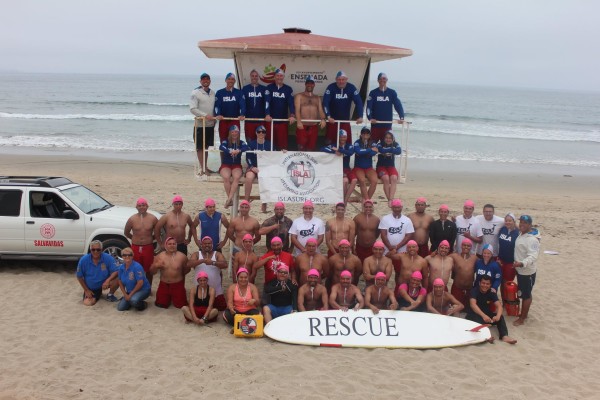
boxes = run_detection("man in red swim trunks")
[125,197,158,285]
[353,199,380,263]
[149,237,190,308]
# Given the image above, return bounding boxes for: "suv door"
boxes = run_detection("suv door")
[0,189,25,253]
[25,189,86,255]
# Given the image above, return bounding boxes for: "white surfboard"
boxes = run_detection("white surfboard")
[264,310,491,349]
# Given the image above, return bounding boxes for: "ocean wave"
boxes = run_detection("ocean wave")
[0,112,191,121]
[57,100,187,107]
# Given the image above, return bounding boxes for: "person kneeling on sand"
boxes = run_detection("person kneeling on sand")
[426,278,464,316]
[76,240,119,306]
[396,270,427,312]
[365,272,398,314]
[223,268,261,327]
[297,269,329,311]
[116,247,151,311]
[263,263,298,323]
[467,275,517,344]
[181,271,218,325]
[329,270,364,312]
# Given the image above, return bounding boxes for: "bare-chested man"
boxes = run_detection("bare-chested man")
[297,269,329,311]
[294,75,326,151]
[353,199,380,263]
[390,239,429,291]
[149,237,190,309]
[232,234,259,283]
[328,239,362,288]
[226,200,261,255]
[408,197,434,258]
[124,197,159,284]
[363,240,393,287]
[426,278,464,316]
[329,270,364,312]
[449,238,477,310]
[325,202,356,257]
[424,240,454,291]
[365,272,398,314]
[154,195,194,255]
[295,238,329,286]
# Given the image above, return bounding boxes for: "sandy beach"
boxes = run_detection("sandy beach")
[1,153,600,400]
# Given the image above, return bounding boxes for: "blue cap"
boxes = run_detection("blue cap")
[336,71,347,78]
[200,73,210,80]
[229,125,240,132]
[255,125,267,133]
[305,75,315,83]
[520,215,533,224]
[275,69,285,75]
[225,72,235,80]
[339,129,347,137]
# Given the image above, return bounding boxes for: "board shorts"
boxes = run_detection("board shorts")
[418,243,430,258]
[267,304,293,319]
[326,122,352,144]
[343,168,356,182]
[272,122,289,150]
[376,166,399,178]
[218,120,241,142]
[219,164,243,173]
[296,125,319,151]
[155,280,187,309]
[177,243,188,255]
[356,244,373,263]
[517,272,536,300]
[499,259,516,282]
[132,244,154,272]
[213,294,227,311]
[450,283,471,310]
[194,126,215,150]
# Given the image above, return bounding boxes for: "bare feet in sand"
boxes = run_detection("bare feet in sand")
[502,336,517,344]
[513,318,525,326]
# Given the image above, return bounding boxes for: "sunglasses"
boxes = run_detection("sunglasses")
[90,249,102,252]
[122,253,133,257]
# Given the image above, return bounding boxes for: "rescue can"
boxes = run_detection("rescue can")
[234,314,264,338]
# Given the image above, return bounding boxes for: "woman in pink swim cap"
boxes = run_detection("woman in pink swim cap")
[181,271,218,325]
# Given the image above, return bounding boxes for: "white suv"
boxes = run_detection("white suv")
[0,176,158,261]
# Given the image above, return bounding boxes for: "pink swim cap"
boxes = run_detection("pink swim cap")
[308,268,320,277]
[236,267,249,276]
[407,240,418,247]
[433,278,445,287]
[338,239,351,247]
[205,198,216,207]
[439,240,450,248]
[196,271,208,280]
[136,197,148,206]
[303,200,314,208]
[239,200,250,207]
[391,199,403,207]
[416,197,427,204]
[271,236,283,244]
[172,195,183,204]
[439,204,449,211]
[373,240,385,249]
[277,263,289,272]
[375,272,386,280]
[340,270,352,278]
[274,201,285,208]
[201,236,213,243]
[242,234,253,242]
[164,236,176,246]
[462,238,473,246]
[306,237,318,245]
[363,199,374,205]
[411,270,423,280]
[464,200,475,208]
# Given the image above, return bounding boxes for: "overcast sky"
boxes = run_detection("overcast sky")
[1,0,598,91]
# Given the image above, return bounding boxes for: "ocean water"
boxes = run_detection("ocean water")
[1,72,599,169]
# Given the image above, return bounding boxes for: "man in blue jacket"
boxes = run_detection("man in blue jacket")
[322,71,364,145]
[265,69,295,149]
[214,72,246,142]
[242,69,267,143]
[366,73,404,142]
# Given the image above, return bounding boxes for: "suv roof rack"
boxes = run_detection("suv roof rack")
[0,176,73,188]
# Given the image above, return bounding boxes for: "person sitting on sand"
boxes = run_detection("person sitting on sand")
[396,270,427,312]
[467,275,517,344]
[187,236,228,312]
[222,268,261,326]
[263,263,298,323]
[426,278,464,316]
[365,272,398,314]
[116,247,151,311]
[298,269,329,311]
[181,271,218,325]
[219,125,248,208]
[329,270,364,312]
[76,240,120,306]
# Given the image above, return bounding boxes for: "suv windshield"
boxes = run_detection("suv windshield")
[61,185,113,214]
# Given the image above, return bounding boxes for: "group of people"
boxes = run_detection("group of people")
[190,69,406,207]
[76,194,540,344]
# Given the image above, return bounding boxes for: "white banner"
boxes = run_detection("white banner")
[257,151,343,205]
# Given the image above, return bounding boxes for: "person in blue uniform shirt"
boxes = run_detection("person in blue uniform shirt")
[265,69,295,149]
[242,69,268,143]
[322,70,364,145]
[214,72,246,143]
[366,72,404,142]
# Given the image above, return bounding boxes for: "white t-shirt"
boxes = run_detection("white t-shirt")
[378,214,415,254]
[475,215,505,255]
[455,215,483,254]
[289,216,326,256]
[193,251,223,295]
